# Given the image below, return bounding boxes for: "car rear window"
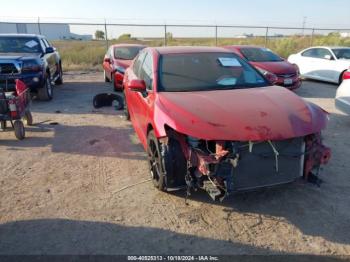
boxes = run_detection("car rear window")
[240,47,283,62]
[159,52,268,92]
[0,37,42,53]
[114,46,145,60]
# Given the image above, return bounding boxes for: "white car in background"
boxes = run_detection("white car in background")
[335,70,350,115]
[288,46,350,84]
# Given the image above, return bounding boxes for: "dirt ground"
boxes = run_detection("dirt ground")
[0,72,349,256]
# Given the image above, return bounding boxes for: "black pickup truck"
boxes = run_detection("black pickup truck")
[0,34,63,101]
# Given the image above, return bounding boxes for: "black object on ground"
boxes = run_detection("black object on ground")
[93,93,124,110]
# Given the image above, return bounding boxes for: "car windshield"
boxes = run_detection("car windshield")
[114,46,144,60]
[0,37,42,53]
[332,48,350,60]
[159,52,268,92]
[240,47,283,62]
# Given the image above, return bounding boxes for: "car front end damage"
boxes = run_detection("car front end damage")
[162,129,331,201]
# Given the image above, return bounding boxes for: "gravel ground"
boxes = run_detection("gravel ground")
[0,72,349,256]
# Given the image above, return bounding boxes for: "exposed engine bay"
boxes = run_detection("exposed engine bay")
[161,129,331,201]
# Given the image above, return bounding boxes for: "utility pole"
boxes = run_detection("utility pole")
[164,24,167,46]
[302,16,307,36]
[37,17,41,35]
[104,19,109,50]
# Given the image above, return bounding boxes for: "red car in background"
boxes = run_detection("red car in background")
[123,46,330,201]
[224,45,301,90]
[103,44,145,90]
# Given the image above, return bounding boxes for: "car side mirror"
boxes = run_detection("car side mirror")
[45,47,54,54]
[128,79,146,92]
[104,57,111,63]
[324,54,332,60]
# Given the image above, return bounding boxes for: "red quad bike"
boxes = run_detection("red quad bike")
[0,79,33,140]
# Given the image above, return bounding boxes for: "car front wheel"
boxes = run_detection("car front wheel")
[123,90,130,120]
[37,75,53,101]
[104,70,110,82]
[147,130,187,191]
[55,63,63,85]
[147,130,166,191]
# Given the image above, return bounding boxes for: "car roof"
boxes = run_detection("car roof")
[153,46,232,55]
[0,33,45,38]
[306,46,350,50]
[111,43,146,48]
[224,45,263,49]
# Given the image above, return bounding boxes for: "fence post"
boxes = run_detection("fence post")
[37,17,41,35]
[164,25,167,46]
[215,26,218,46]
[265,27,269,47]
[310,28,315,46]
[104,19,109,50]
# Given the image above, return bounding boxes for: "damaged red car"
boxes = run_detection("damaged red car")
[123,47,331,201]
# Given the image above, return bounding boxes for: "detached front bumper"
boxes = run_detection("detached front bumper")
[0,72,44,91]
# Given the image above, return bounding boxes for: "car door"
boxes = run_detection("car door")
[132,51,155,145]
[312,48,337,82]
[40,38,56,78]
[126,51,147,127]
[299,48,336,82]
[297,48,319,77]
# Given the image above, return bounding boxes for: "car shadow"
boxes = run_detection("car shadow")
[0,218,346,260]
[31,81,123,116]
[0,123,146,161]
[0,218,272,255]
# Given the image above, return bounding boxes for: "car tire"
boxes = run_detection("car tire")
[55,63,63,85]
[23,110,33,126]
[104,70,110,82]
[0,121,6,131]
[14,120,25,140]
[147,130,166,191]
[37,75,53,101]
[147,130,186,191]
[123,90,130,120]
[112,73,118,91]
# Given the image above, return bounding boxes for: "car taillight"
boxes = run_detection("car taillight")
[343,71,350,80]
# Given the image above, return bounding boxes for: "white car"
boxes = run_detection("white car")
[288,46,350,84]
[335,70,350,115]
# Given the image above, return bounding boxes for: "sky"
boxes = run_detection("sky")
[1,0,350,38]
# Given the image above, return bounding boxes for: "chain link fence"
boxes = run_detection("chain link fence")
[1,18,349,70]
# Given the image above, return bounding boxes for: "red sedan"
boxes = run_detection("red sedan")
[103,44,145,90]
[224,45,301,90]
[123,46,330,201]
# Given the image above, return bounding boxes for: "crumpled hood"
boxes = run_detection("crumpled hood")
[250,61,297,75]
[156,86,328,141]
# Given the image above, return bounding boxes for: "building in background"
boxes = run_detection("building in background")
[340,32,350,38]
[0,22,92,40]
